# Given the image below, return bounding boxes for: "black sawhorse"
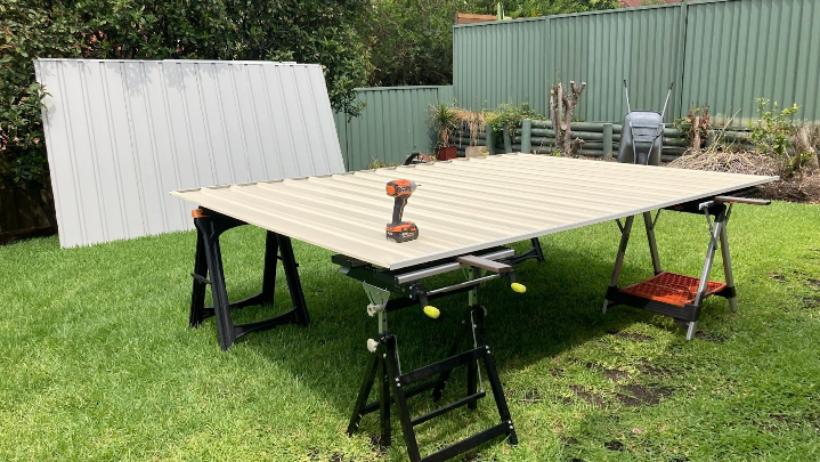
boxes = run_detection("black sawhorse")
[189,208,310,350]
[602,195,769,339]
[338,250,523,462]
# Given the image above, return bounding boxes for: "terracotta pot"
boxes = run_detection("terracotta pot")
[435,145,458,161]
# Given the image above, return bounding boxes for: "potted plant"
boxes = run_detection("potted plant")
[430,103,458,160]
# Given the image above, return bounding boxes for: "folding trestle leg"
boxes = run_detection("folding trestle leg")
[344,254,519,462]
[189,208,309,350]
[602,196,769,339]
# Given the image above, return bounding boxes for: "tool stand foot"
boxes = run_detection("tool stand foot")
[685,321,698,340]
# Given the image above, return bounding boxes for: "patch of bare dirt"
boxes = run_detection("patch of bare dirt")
[769,272,787,283]
[616,384,673,406]
[570,385,606,406]
[604,440,625,451]
[603,368,631,382]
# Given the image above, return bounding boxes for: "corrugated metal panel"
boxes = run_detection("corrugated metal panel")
[173,154,775,270]
[453,0,820,122]
[549,5,684,122]
[34,59,344,248]
[334,86,453,171]
[453,5,682,120]
[681,0,820,122]
[453,19,550,113]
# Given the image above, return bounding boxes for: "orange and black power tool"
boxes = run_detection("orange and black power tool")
[385,179,419,243]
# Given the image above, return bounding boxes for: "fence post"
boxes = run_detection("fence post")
[602,123,613,159]
[521,119,532,154]
[485,124,496,155]
[503,127,512,153]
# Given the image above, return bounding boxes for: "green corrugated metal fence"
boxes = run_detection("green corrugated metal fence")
[334,86,454,171]
[453,0,820,122]
[681,0,820,123]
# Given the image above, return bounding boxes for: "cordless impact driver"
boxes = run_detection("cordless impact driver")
[385,179,419,242]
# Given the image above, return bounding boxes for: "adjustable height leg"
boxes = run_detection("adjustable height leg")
[194,217,235,350]
[530,237,545,263]
[643,211,662,275]
[603,216,635,314]
[280,235,310,326]
[383,335,422,462]
[348,352,380,435]
[719,224,738,312]
[688,210,726,340]
[260,231,279,305]
[189,228,209,327]
[471,306,517,445]
[378,354,392,446]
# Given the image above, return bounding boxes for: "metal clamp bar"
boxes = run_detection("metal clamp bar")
[715,195,771,205]
[395,248,515,285]
[423,274,501,298]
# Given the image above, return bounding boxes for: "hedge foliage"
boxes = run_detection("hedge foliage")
[0,0,369,189]
[0,0,619,191]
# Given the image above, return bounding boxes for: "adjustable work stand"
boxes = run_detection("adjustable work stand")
[338,248,524,462]
[602,195,769,340]
[189,208,310,350]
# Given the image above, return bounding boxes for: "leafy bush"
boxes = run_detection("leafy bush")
[0,0,369,190]
[362,1,619,87]
[751,98,803,175]
[751,99,799,159]
[485,103,541,136]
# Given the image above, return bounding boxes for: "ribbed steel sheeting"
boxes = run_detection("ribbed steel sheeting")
[682,0,820,121]
[548,5,684,122]
[35,59,344,248]
[173,154,775,270]
[453,19,549,112]
[334,86,453,171]
[453,0,820,122]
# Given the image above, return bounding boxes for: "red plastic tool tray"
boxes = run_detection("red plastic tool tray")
[620,272,726,307]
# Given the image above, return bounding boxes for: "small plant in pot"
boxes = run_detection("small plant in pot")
[430,103,458,160]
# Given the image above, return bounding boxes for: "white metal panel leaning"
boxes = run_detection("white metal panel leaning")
[35,59,344,248]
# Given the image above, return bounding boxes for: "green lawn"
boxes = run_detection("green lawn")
[1,201,818,461]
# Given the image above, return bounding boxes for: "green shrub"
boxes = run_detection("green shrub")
[751,98,802,175]
[485,103,541,137]
[0,0,368,190]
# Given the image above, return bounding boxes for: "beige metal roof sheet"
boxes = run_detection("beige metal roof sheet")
[172,154,776,270]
